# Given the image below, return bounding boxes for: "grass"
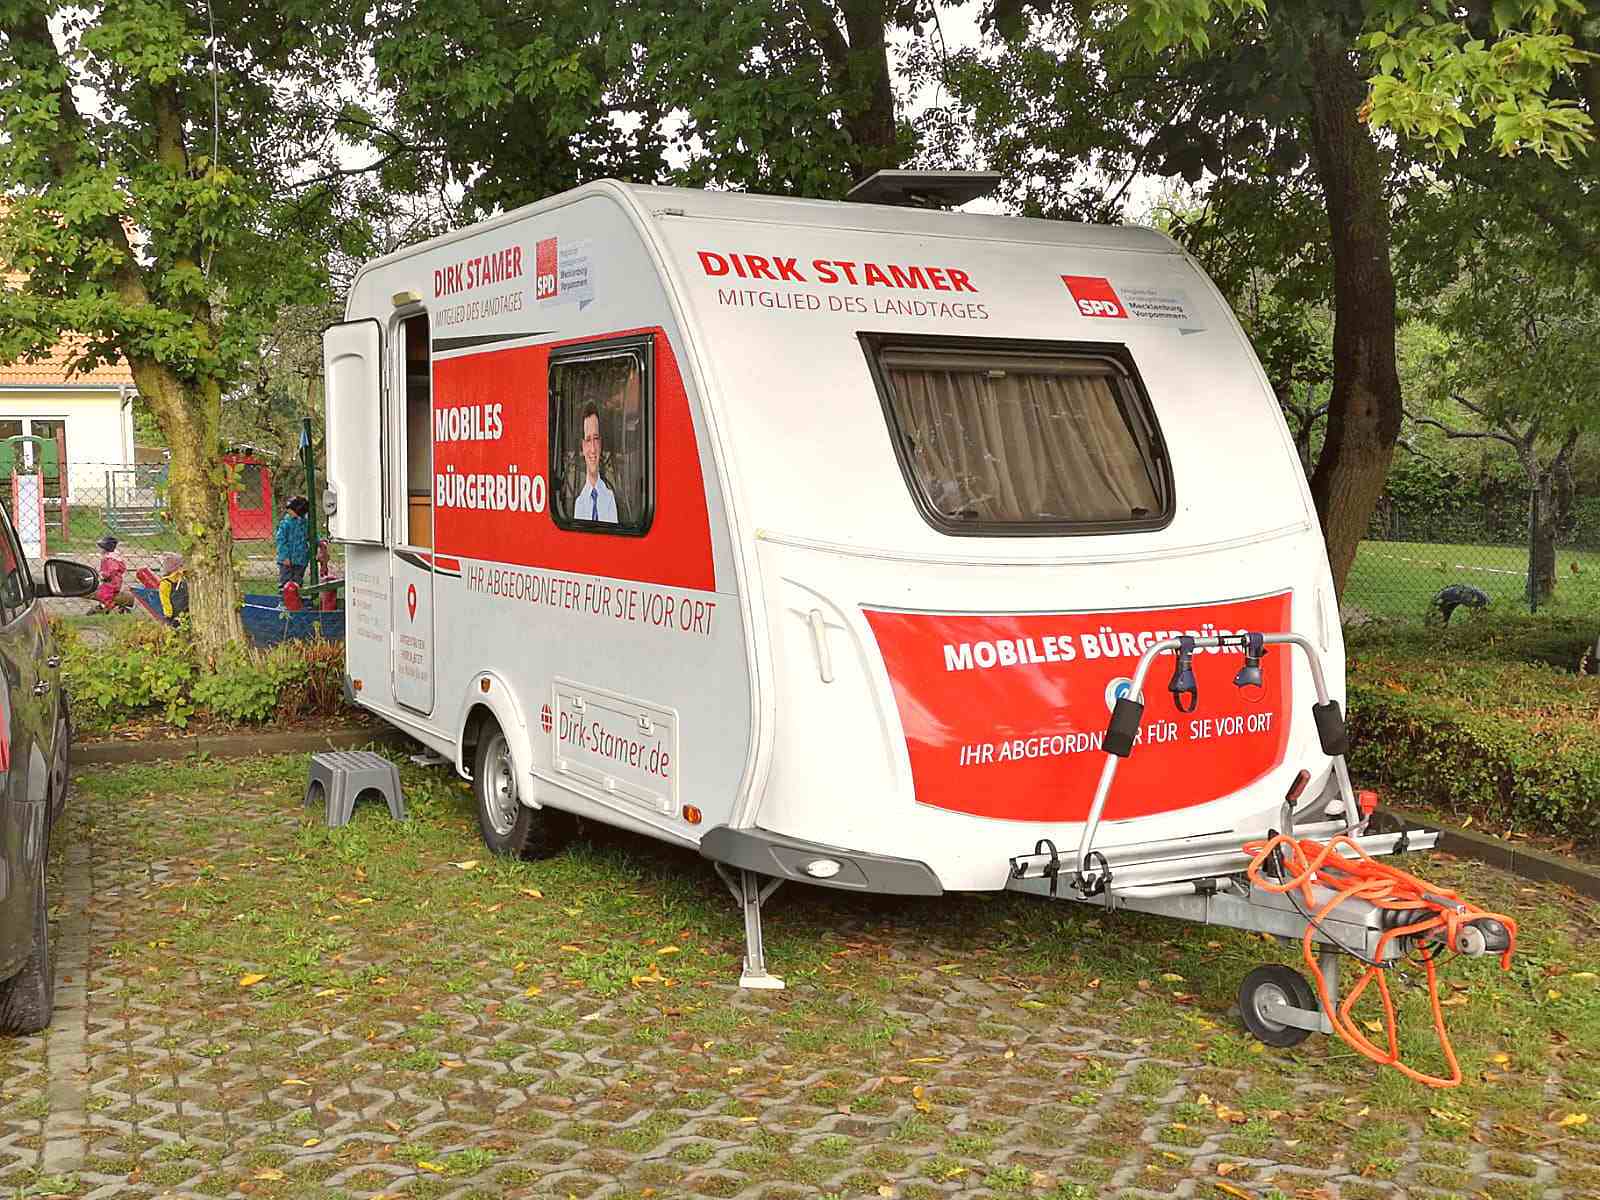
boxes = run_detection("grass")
[39,750,1600,1199]
[1345,537,1600,622]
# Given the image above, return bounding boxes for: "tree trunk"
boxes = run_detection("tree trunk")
[1527,432,1580,603]
[803,1,900,183]
[1303,30,1404,597]
[1530,468,1558,602]
[132,358,245,658]
[837,1,900,176]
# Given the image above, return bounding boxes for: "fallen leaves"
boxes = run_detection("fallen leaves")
[238,973,266,988]
[1556,1112,1590,1129]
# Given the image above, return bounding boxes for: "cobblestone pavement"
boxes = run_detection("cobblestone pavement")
[0,757,1594,1200]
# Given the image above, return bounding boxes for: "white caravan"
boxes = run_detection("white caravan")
[324,175,1498,1048]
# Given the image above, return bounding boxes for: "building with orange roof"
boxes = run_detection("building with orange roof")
[0,274,139,485]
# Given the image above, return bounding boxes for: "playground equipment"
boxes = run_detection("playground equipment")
[1,435,60,559]
[223,449,275,541]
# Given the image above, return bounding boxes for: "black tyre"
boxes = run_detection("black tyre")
[0,861,54,1035]
[48,705,71,833]
[1238,963,1317,1048]
[473,722,571,860]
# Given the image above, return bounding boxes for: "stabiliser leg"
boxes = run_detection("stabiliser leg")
[714,864,785,990]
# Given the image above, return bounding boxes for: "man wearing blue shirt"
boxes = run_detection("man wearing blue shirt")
[275,495,312,587]
[578,404,618,524]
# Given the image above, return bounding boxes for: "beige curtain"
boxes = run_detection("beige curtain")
[555,354,644,524]
[884,357,1160,525]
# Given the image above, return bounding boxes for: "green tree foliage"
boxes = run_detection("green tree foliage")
[1401,224,1599,600]
[0,0,377,655]
[1107,0,1595,158]
[1360,0,1595,161]
[959,0,1593,597]
[372,0,924,212]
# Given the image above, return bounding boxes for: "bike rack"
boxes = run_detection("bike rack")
[1074,632,1355,892]
[1004,629,1452,1051]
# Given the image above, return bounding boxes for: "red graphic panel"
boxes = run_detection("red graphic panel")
[863,593,1293,822]
[431,328,716,590]
[1062,274,1128,319]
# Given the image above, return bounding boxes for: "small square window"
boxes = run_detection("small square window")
[549,336,653,535]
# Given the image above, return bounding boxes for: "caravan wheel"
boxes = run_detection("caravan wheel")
[472,722,572,860]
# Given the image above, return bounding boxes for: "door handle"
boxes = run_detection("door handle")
[32,681,50,696]
[45,656,60,669]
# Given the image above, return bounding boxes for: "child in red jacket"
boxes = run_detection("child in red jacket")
[93,536,131,613]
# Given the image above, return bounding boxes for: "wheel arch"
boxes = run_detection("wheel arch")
[454,671,541,806]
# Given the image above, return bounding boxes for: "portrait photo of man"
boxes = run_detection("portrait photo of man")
[577,402,619,524]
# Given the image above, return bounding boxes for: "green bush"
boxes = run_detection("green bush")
[59,620,351,733]
[190,645,301,723]
[1345,615,1600,841]
[62,622,197,728]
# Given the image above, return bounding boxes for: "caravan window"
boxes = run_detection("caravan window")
[549,335,653,535]
[867,337,1172,536]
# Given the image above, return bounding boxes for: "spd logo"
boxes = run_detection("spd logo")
[535,237,559,301]
[1062,274,1128,319]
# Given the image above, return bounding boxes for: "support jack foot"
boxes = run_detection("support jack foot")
[715,864,785,990]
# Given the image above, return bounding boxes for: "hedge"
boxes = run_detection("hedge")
[1344,616,1600,841]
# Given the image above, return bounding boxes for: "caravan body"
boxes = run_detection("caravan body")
[324,181,1344,896]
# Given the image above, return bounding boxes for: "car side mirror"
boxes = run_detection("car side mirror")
[40,558,98,598]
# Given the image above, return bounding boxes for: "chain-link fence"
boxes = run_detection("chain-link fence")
[1344,492,1600,623]
[1,459,342,607]
[10,457,1590,628]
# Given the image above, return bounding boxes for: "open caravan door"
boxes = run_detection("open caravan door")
[322,318,389,712]
[322,319,384,543]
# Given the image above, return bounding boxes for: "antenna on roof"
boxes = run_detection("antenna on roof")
[845,169,1002,210]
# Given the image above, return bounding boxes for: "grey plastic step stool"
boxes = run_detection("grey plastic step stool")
[304,751,407,828]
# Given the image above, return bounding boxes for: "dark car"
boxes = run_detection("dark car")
[0,508,97,1034]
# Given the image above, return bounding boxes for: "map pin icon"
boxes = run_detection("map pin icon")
[407,583,417,620]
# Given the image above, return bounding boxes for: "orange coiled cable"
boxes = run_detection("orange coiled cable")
[1241,832,1517,1088]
